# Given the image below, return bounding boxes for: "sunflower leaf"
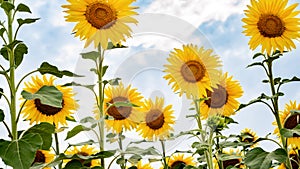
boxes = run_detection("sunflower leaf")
[0,133,43,169]
[246,62,264,68]
[64,160,83,169]
[65,125,91,140]
[68,140,95,147]
[0,28,6,37]
[17,18,39,26]
[0,1,14,13]
[62,82,95,91]
[107,42,127,50]
[128,154,142,164]
[14,43,28,68]
[0,109,4,122]
[21,85,63,108]
[38,62,82,78]
[280,76,300,85]
[252,53,265,59]
[280,124,300,138]
[244,148,287,169]
[24,122,55,150]
[81,51,100,62]
[16,3,31,13]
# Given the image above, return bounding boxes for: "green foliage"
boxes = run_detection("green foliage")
[81,51,100,62]
[38,62,82,78]
[0,28,5,37]
[0,133,43,169]
[16,3,31,13]
[24,122,55,150]
[244,148,287,169]
[0,109,4,122]
[14,43,28,67]
[17,18,39,27]
[66,125,91,140]
[0,87,3,99]
[280,124,300,138]
[107,42,127,50]
[63,82,95,91]
[21,85,63,108]
[125,146,160,156]
[0,1,14,13]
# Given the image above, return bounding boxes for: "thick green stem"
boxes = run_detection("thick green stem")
[118,132,126,169]
[193,99,205,141]
[206,129,214,169]
[54,132,62,169]
[160,140,168,169]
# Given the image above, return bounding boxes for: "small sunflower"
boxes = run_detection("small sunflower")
[133,161,154,169]
[240,128,259,148]
[22,75,78,126]
[62,0,138,49]
[213,149,244,169]
[136,97,175,141]
[164,44,222,99]
[277,148,299,169]
[273,101,300,147]
[242,0,300,55]
[167,153,196,169]
[64,145,100,167]
[199,72,243,119]
[31,150,55,169]
[100,83,143,133]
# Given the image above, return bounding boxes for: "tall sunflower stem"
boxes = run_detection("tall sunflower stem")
[193,99,205,141]
[118,132,126,169]
[54,132,62,169]
[160,140,168,169]
[206,128,214,169]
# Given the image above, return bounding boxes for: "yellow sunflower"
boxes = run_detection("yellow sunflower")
[133,161,154,169]
[273,101,300,147]
[277,148,299,169]
[242,0,300,55]
[62,0,138,49]
[213,149,244,169]
[31,149,55,169]
[167,153,196,169]
[100,83,143,133]
[240,128,259,148]
[136,97,175,141]
[22,75,78,127]
[64,145,100,167]
[164,44,222,99]
[199,72,243,119]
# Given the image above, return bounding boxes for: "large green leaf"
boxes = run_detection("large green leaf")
[21,85,63,108]
[107,42,127,50]
[16,3,31,13]
[0,109,4,122]
[280,124,300,138]
[81,51,100,62]
[14,43,28,68]
[65,125,91,140]
[24,122,55,149]
[17,18,39,26]
[0,133,43,169]
[0,1,14,13]
[244,148,287,169]
[38,62,82,78]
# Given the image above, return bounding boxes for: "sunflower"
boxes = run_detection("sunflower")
[213,149,244,169]
[277,148,299,169]
[21,75,78,127]
[164,44,222,99]
[132,161,154,169]
[62,0,138,49]
[167,153,196,169]
[100,83,143,133]
[273,101,300,147]
[199,72,243,119]
[136,97,175,141]
[31,149,55,169]
[240,128,259,148]
[64,145,100,167]
[242,0,300,55]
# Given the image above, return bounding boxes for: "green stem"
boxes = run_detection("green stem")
[2,121,13,138]
[215,131,224,169]
[206,129,214,169]
[118,132,126,169]
[160,140,168,169]
[193,99,205,141]
[54,132,62,169]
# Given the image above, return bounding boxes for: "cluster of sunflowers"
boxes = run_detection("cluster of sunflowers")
[0,0,300,168]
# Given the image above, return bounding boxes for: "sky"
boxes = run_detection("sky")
[1,0,300,168]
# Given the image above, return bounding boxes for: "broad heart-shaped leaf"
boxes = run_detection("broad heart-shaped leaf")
[16,3,31,13]
[65,125,91,140]
[0,109,4,122]
[81,51,100,62]
[24,122,55,150]
[14,43,28,68]
[280,124,300,138]
[38,62,82,78]
[0,133,43,169]
[0,1,14,13]
[21,85,63,108]
[244,148,287,169]
[17,18,39,26]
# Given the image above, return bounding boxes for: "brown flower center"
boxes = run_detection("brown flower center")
[205,85,228,108]
[257,14,285,38]
[290,154,299,169]
[77,152,92,167]
[284,114,300,137]
[34,99,63,116]
[146,109,165,130]
[170,161,186,169]
[107,97,132,120]
[242,133,255,143]
[222,159,241,168]
[85,2,117,29]
[181,60,206,83]
[32,150,46,164]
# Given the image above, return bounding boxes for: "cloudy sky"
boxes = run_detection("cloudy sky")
[1,0,300,168]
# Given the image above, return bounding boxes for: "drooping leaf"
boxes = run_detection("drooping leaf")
[38,62,82,78]
[0,109,4,122]
[280,76,300,85]
[125,146,160,156]
[280,124,300,138]
[65,125,91,140]
[69,140,95,147]
[102,65,108,76]
[107,42,127,50]
[252,53,265,59]
[116,157,126,165]
[14,43,28,68]
[81,51,100,62]
[62,82,95,91]
[128,154,142,164]
[16,3,31,13]
[246,62,264,68]
[21,85,63,108]
[17,18,39,26]
[0,1,14,13]
[0,133,43,169]
[0,46,8,60]
[24,122,55,150]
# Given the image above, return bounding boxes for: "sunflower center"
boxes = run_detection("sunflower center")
[181,60,206,83]
[290,154,299,169]
[34,99,64,116]
[107,97,132,120]
[170,161,186,169]
[146,109,165,130]
[222,159,241,168]
[32,150,46,164]
[283,114,300,137]
[242,133,254,143]
[77,152,92,167]
[205,85,228,108]
[85,2,117,29]
[257,14,285,38]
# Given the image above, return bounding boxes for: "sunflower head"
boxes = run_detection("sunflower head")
[240,128,259,148]
[164,44,222,99]
[200,72,243,119]
[31,149,55,169]
[62,0,138,49]
[131,160,154,169]
[21,75,78,127]
[242,0,300,55]
[64,145,100,167]
[273,101,300,147]
[136,97,175,141]
[214,148,244,169]
[167,153,196,169]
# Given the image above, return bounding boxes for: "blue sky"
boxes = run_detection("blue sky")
[1,0,300,167]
